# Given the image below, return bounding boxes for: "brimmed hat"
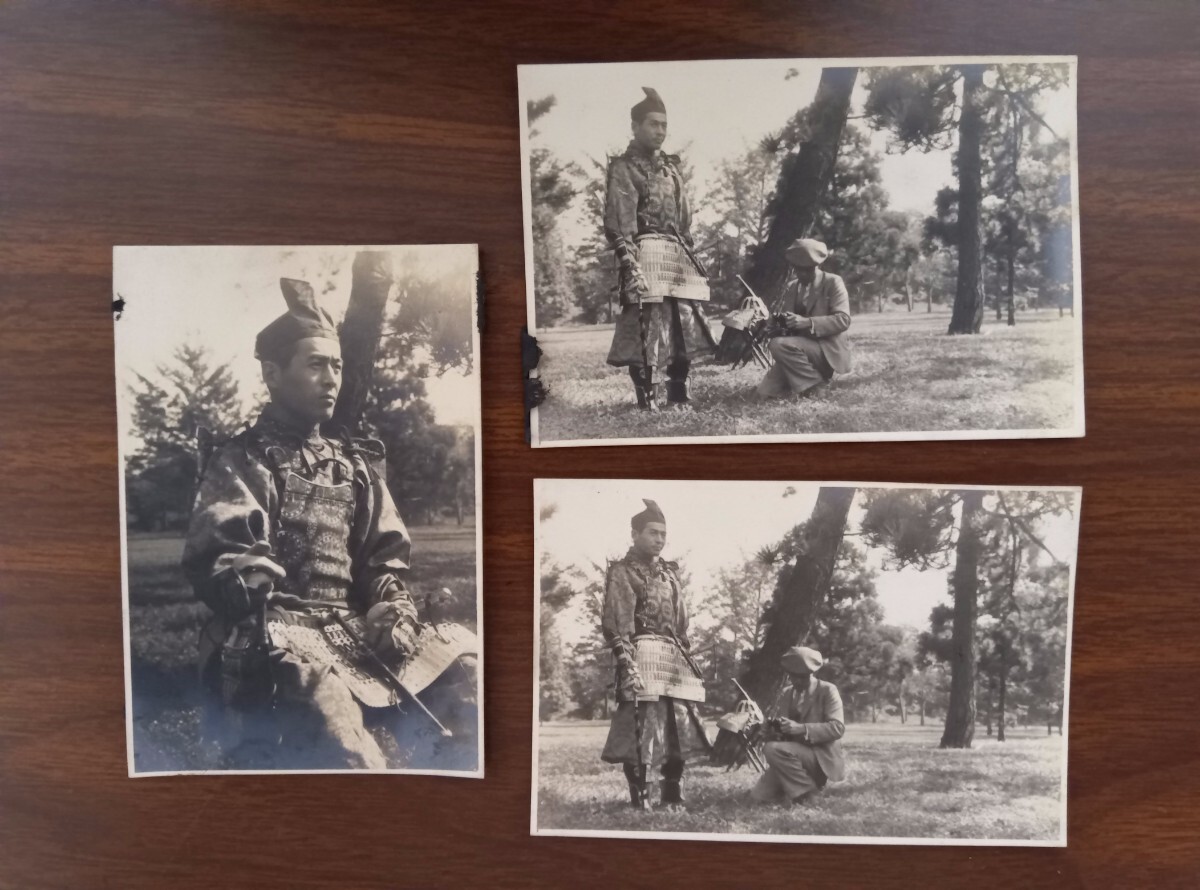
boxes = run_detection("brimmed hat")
[784,238,829,268]
[781,646,823,673]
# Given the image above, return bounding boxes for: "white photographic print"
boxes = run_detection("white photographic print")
[519,56,1083,447]
[533,479,1079,845]
[115,245,482,776]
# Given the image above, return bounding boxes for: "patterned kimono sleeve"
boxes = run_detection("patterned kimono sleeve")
[181,442,276,616]
[603,158,640,260]
[671,569,691,649]
[674,165,694,246]
[601,562,638,657]
[349,461,415,621]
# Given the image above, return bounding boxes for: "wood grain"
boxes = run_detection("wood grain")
[1,1,1198,886]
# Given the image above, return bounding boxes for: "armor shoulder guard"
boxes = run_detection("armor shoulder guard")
[345,436,388,480]
[196,426,253,480]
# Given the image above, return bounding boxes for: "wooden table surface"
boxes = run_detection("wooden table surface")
[1,1,1197,887]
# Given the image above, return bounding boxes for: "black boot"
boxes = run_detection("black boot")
[665,378,690,406]
[629,367,661,411]
[660,758,684,807]
[666,357,692,408]
[623,763,650,810]
[661,780,683,806]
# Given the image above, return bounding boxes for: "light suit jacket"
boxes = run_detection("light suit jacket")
[778,269,853,374]
[780,678,846,782]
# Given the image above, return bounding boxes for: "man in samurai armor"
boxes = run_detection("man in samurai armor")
[183,278,422,770]
[604,87,716,411]
[750,646,846,806]
[755,238,852,400]
[601,499,711,808]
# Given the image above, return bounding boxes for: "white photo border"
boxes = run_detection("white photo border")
[115,244,485,778]
[531,478,1080,845]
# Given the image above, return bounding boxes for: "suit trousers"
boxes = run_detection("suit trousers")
[751,740,828,803]
[757,336,833,397]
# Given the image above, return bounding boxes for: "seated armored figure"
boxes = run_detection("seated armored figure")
[184,278,420,770]
[755,238,852,400]
[751,646,846,805]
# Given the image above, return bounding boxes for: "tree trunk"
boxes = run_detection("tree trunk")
[899,679,907,724]
[994,260,1003,321]
[948,66,987,335]
[711,485,856,765]
[905,266,913,312]
[329,250,394,436]
[941,489,984,748]
[871,701,877,723]
[1006,241,1017,327]
[744,67,857,298]
[997,642,1008,742]
[919,696,926,726]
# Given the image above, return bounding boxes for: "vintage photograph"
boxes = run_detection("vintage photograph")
[115,245,482,776]
[519,56,1083,446]
[533,480,1080,845]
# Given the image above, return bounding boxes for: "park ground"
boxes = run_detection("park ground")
[125,524,478,772]
[536,720,1064,842]
[534,307,1080,443]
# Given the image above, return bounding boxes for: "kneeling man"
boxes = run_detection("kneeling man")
[751,646,846,805]
[756,238,851,399]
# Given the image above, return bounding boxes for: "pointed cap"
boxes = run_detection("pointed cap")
[631,498,666,531]
[254,278,339,362]
[631,87,666,122]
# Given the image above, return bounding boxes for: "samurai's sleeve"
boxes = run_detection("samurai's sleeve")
[603,158,640,263]
[602,562,638,657]
[348,461,416,622]
[675,165,694,245]
[672,569,691,649]
[181,442,277,620]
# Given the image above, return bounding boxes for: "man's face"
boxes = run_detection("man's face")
[632,112,668,151]
[794,265,817,286]
[632,520,667,558]
[264,336,342,426]
[787,668,813,689]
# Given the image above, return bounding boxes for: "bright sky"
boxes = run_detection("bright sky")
[520,56,1076,241]
[113,245,479,454]
[536,480,1080,645]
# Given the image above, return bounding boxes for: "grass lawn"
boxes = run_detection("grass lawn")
[533,308,1081,444]
[125,524,478,772]
[535,720,1065,843]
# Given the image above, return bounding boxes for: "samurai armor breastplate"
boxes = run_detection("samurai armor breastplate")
[273,471,355,601]
[632,568,679,637]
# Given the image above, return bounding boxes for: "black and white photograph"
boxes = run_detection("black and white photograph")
[533,479,1080,845]
[115,245,482,776]
[519,56,1083,447]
